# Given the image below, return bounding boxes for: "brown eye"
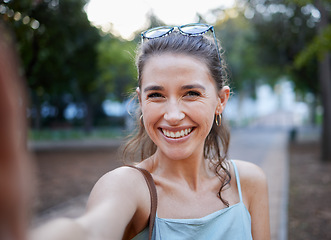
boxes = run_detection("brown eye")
[185,91,201,97]
[147,92,163,98]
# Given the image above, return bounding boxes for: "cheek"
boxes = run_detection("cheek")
[188,99,217,117]
[141,103,162,126]
[192,100,218,127]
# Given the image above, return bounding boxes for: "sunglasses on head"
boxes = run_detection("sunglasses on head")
[141,23,222,65]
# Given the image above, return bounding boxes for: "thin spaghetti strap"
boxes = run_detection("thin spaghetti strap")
[230,160,243,202]
[125,165,157,240]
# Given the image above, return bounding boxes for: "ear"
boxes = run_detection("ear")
[216,86,230,114]
[136,87,142,107]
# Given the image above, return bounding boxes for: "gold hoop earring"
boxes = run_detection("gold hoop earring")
[140,115,143,126]
[215,114,221,126]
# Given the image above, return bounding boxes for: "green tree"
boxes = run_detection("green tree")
[96,11,165,102]
[248,1,318,91]
[214,11,262,95]
[1,0,101,131]
[97,35,137,101]
[293,0,331,161]
[240,0,331,160]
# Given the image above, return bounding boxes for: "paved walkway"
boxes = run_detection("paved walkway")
[229,127,289,240]
[32,127,290,240]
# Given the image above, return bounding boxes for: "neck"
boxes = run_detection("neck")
[152,150,212,191]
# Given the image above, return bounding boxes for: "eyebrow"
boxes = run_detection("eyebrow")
[144,85,164,92]
[143,84,206,92]
[181,84,206,91]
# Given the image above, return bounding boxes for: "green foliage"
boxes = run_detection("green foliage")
[286,0,313,5]
[244,1,320,94]
[288,0,331,5]
[3,0,329,131]
[295,25,331,67]
[97,35,137,101]
[215,12,262,95]
[1,0,141,130]
[1,0,102,128]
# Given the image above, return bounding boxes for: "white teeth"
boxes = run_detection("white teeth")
[162,128,193,139]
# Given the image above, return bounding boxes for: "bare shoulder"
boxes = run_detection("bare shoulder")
[87,166,150,209]
[232,160,268,210]
[232,160,270,239]
[232,159,267,185]
[78,166,151,238]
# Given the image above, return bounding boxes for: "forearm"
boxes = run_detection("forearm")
[30,218,87,240]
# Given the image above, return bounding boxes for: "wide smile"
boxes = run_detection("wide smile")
[161,127,194,139]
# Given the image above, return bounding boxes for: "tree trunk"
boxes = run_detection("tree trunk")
[317,0,331,161]
[319,53,331,161]
[309,94,318,126]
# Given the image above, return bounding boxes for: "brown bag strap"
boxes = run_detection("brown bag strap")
[126,165,157,240]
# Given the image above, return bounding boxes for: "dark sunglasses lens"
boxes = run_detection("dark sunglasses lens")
[144,27,172,39]
[180,25,211,34]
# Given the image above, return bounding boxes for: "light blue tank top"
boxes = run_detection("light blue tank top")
[132,160,252,240]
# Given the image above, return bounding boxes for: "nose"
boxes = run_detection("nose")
[164,101,185,125]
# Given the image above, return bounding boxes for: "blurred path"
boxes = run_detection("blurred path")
[229,127,289,240]
[31,127,290,240]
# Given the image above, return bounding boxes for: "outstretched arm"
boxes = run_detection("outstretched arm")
[30,166,151,240]
[0,23,33,240]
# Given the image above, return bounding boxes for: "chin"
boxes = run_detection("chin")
[157,147,198,161]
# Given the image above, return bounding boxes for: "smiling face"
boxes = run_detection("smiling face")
[138,53,229,161]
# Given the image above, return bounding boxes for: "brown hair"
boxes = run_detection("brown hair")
[123,32,231,206]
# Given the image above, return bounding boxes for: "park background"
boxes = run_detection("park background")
[1,0,331,239]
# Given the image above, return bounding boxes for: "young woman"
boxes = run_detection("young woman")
[32,23,270,240]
